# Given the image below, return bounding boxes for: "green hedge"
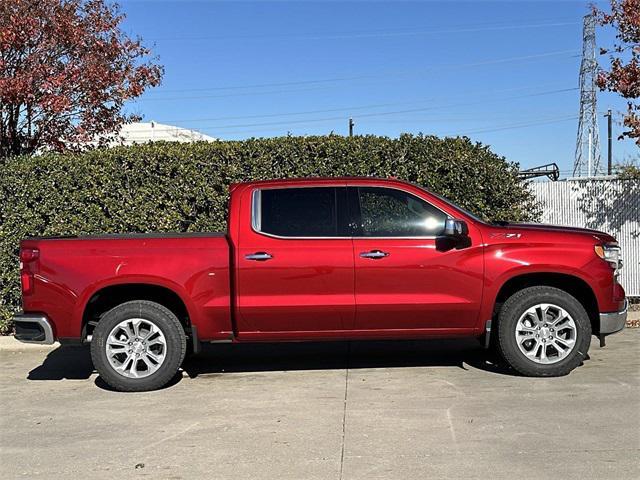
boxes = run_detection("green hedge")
[0,134,539,333]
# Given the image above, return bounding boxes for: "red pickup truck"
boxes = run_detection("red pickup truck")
[14,177,627,391]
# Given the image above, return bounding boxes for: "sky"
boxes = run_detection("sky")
[119,0,638,177]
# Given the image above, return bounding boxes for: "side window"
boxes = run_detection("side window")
[256,187,340,237]
[357,187,447,237]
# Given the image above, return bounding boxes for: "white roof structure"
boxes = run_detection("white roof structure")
[107,122,216,146]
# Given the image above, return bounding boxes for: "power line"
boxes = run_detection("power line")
[140,87,578,131]
[360,112,575,124]
[138,49,579,100]
[345,89,578,121]
[450,115,578,136]
[292,21,580,41]
[124,113,577,137]
[151,18,579,42]
[203,114,579,138]
[147,49,578,95]
[159,83,575,124]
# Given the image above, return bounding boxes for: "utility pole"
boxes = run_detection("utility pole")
[574,13,602,177]
[605,109,612,175]
[348,117,354,137]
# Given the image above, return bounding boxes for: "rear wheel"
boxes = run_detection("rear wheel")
[497,286,591,377]
[91,300,186,392]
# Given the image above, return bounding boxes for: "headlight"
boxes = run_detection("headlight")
[594,244,622,272]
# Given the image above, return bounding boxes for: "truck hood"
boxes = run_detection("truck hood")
[495,222,617,243]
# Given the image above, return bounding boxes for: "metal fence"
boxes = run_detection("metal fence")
[529,177,639,297]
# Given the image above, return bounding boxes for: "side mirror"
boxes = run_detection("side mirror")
[437,218,471,252]
[444,218,469,237]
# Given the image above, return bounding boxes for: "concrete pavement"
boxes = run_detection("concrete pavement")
[1,331,639,479]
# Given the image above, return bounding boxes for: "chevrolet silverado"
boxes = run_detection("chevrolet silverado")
[14,177,627,391]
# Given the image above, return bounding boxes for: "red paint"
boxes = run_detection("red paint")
[20,177,626,343]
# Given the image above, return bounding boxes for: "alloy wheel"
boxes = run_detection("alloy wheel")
[514,303,577,364]
[106,318,167,378]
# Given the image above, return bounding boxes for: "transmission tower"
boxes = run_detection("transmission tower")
[574,13,601,177]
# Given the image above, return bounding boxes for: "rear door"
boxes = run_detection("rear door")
[350,185,483,332]
[235,185,355,338]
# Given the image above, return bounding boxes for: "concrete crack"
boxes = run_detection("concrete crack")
[338,342,351,480]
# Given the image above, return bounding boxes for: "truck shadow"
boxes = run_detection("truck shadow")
[27,338,518,390]
[182,338,512,378]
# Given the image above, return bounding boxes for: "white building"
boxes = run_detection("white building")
[107,121,216,146]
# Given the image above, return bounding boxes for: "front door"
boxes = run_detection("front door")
[350,186,483,332]
[236,185,355,338]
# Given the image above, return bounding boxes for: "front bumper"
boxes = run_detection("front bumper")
[13,314,55,345]
[599,299,628,336]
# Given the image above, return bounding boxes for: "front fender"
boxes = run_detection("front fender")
[478,242,611,330]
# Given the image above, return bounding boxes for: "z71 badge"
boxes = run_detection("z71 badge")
[489,232,522,239]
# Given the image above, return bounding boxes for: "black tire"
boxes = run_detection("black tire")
[497,286,592,377]
[91,300,187,392]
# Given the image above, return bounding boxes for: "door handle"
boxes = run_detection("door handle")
[360,250,389,259]
[245,252,273,261]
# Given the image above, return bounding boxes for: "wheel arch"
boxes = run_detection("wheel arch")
[491,272,600,336]
[81,282,193,341]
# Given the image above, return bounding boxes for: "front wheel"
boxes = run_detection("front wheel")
[91,300,187,392]
[497,286,592,377]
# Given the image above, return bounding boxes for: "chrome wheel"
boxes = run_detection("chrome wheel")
[515,303,577,364]
[106,318,167,378]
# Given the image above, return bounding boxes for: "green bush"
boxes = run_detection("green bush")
[0,134,539,334]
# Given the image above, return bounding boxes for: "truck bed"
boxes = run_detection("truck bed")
[20,233,233,341]
[25,232,226,240]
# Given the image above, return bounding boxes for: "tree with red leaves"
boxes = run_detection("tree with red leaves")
[0,0,163,157]
[594,0,640,145]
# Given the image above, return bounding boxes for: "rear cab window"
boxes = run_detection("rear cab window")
[253,187,349,237]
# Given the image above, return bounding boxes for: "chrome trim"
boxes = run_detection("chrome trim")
[250,185,453,241]
[251,186,348,240]
[599,299,628,335]
[254,232,353,240]
[13,314,55,345]
[251,189,262,232]
[360,250,390,259]
[245,252,273,261]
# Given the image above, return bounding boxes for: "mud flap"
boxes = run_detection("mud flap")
[483,319,492,349]
[190,325,201,355]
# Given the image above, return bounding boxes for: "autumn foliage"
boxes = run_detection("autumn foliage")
[594,0,640,144]
[0,0,163,157]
